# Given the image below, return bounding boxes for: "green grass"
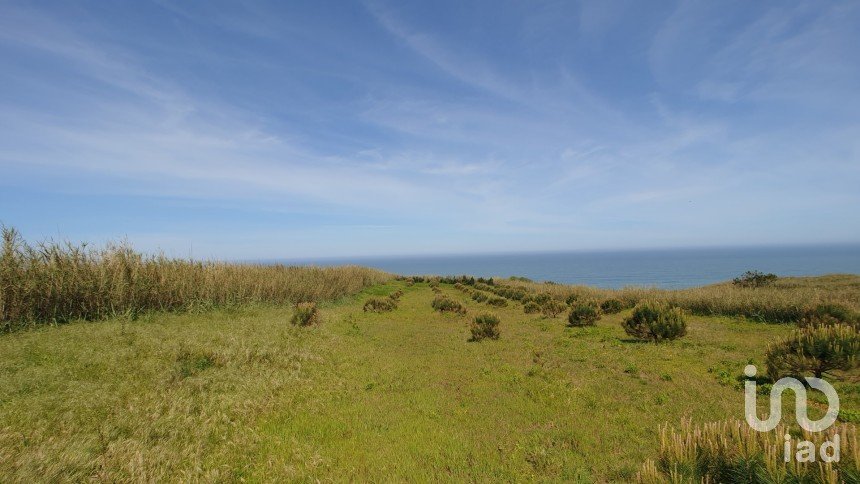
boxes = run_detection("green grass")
[3,281,856,481]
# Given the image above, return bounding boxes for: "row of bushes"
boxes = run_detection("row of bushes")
[495,274,860,324]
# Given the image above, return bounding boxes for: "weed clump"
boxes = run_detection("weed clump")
[291,302,320,326]
[471,292,488,303]
[622,301,687,342]
[470,313,500,341]
[431,296,466,315]
[363,297,397,313]
[389,290,403,301]
[599,298,624,314]
[568,302,601,327]
[765,324,860,379]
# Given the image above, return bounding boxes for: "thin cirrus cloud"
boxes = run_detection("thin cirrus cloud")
[0,0,858,259]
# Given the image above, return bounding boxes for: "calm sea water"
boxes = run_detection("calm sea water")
[280,245,860,289]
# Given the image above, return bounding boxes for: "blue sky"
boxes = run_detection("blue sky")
[1,0,858,259]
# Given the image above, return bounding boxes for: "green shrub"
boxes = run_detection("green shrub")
[470,313,500,341]
[565,294,579,306]
[568,303,601,327]
[363,297,397,313]
[389,290,403,301]
[471,292,488,303]
[541,299,567,318]
[733,270,777,287]
[487,296,507,307]
[523,301,541,314]
[534,293,552,305]
[765,324,860,379]
[431,296,466,315]
[599,298,624,314]
[291,302,320,326]
[622,301,687,342]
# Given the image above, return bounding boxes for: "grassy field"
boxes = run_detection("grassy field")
[2,279,857,481]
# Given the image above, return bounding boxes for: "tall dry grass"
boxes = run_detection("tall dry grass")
[0,227,391,331]
[637,419,858,483]
[499,275,860,323]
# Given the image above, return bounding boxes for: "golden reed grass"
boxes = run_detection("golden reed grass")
[636,419,858,483]
[0,227,390,331]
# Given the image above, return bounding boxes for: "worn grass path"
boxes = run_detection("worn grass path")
[1,281,855,481]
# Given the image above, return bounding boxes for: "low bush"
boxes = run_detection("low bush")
[765,324,860,379]
[523,301,541,314]
[541,300,568,318]
[389,290,403,301]
[469,313,500,341]
[622,301,687,342]
[565,294,579,306]
[568,303,601,327]
[487,296,508,307]
[291,302,320,326]
[636,419,858,483]
[431,296,466,315]
[471,292,488,303]
[599,298,624,314]
[363,297,397,313]
[733,270,778,288]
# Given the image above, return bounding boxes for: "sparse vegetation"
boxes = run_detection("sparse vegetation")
[291,302,320,326]
[765,324,860,379]
[622,300,687,342]
[567,302,601,327]
[469,313,500,341]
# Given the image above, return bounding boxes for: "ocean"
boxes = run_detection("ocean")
[280,244,860,289]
